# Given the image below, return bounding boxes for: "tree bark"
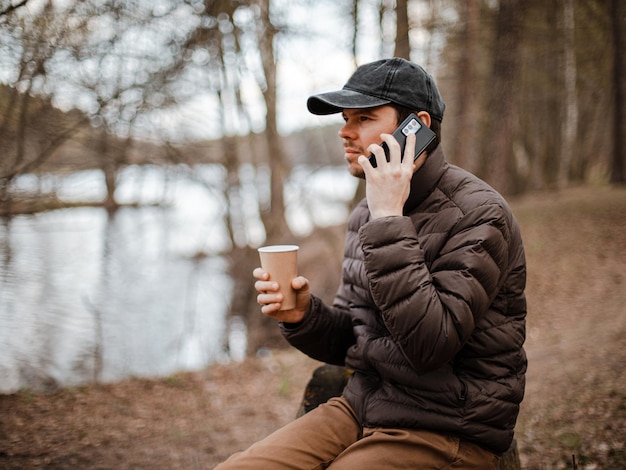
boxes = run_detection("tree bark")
[256,0,292,241]
[478,0,525,195]
[100,128,118,213]
[394,0,410,60]
[453,0,479,171]
[609,0,625,184]
[350,0,358,68]
[558,0,578,187]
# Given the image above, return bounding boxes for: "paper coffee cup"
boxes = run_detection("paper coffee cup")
[258,245,299,310]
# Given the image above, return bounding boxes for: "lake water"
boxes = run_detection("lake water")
[0,164,355,393]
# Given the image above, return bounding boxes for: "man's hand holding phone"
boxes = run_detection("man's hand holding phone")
[359,113,434,219]
[358,132,419,219]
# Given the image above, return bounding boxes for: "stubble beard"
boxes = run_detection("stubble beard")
[348,164,366,179]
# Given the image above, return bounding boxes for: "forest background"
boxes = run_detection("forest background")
[1,0,624,350]
[0,0,625,468]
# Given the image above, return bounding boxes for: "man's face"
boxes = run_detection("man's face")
[339,105,398,178]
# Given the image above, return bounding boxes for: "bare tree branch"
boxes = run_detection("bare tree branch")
[0,0,30,18]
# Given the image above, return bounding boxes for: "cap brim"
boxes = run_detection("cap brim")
[307,89,391,115]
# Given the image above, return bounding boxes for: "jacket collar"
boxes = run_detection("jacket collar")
[403,145,447,214]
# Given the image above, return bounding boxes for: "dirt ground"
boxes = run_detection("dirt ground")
[1,185,625,469]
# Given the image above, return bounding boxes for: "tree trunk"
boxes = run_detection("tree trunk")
[558,0,578,187]
[349,0,358,68]
[453,0,479,171]
[256,0,292,242]
[222,134,287,355]
[394,0,410,60]
[226,0,295,356]
[528,2,560,190]
[478,0,525,195]
[609,0,625,184]
[100,129,118,213]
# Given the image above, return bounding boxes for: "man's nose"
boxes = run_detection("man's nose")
[338,122,355,140]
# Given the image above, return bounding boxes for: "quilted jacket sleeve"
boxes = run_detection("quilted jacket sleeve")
[280,294,355,366]
[359,202,512,373]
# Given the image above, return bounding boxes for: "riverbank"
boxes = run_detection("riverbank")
[1,185,625,469]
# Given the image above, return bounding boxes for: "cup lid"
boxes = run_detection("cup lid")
[258,245,299,252]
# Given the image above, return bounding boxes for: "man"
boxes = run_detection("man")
[217,58,527,469]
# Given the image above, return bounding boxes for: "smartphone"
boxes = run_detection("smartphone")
[368,113,436,168]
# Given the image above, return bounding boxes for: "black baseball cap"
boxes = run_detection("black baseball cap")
[307,58,445,122]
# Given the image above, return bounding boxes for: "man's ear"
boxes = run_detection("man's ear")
[416,111,432,128]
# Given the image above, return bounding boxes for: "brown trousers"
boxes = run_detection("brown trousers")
[215,397,499,470]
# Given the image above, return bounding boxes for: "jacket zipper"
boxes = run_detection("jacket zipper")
[459,378,468,402]
[361,374,382,425]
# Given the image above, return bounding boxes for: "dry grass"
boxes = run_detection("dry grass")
[1,185,625,469]
[0,351,317,469]
[511,185,626,469]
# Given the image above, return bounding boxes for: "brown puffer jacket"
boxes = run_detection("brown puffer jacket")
[282,146,527,455]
